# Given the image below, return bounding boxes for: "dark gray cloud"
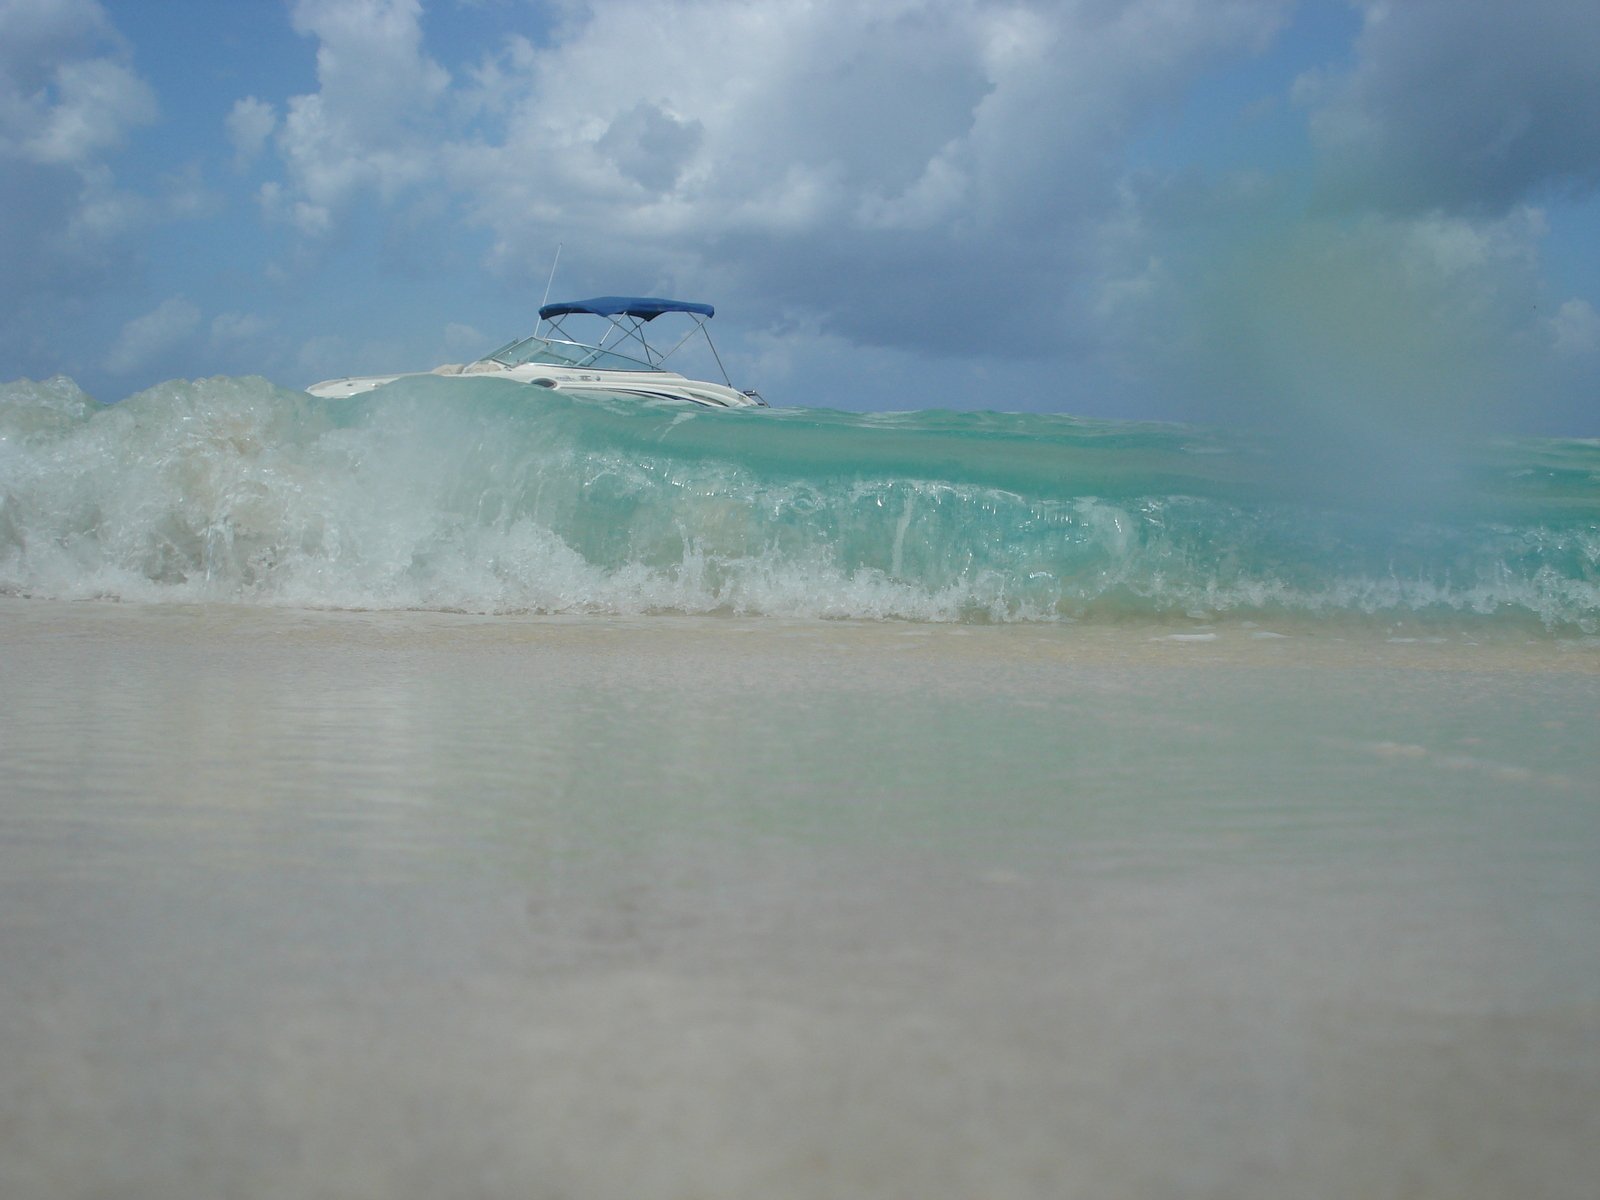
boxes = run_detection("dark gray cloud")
[597,101,703,193]
[1306,0,1600,214]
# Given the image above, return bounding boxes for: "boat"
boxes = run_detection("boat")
[306,296,766,408]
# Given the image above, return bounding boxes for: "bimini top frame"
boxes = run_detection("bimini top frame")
[536,296,732,385]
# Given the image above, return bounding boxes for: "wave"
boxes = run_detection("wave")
[2,374,1597,629]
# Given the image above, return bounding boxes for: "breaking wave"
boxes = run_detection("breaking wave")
[2,374,1597,630]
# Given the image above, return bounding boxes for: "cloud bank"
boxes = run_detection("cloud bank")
[1,0,1596,431]
[1306,0,1600,215]
[268,0,1300,363]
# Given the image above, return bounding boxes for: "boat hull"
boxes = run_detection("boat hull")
[307,362,763,407]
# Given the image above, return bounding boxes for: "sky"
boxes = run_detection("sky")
[2,0,1597,434]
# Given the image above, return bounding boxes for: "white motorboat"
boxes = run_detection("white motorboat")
[307,296,765,408]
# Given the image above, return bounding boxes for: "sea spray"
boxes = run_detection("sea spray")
[2,374,1597,628]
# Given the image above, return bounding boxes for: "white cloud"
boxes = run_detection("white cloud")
[226,97,277,171]
[266,0,451,232]
[0,0,155,167]
[0,1,159,249]
[430,0,1292,349]
[105,297,201,374]
[0,0,169,384]
[19,55,155,164]
[256,0,1295,255]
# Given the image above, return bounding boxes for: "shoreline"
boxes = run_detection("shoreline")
[3,593,1597,671]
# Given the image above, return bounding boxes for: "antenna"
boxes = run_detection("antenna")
[536,242,563,333]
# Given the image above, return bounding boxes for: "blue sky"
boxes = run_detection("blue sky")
[3,0,1597,433]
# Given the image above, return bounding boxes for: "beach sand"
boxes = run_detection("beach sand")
[2,598,1597,1199]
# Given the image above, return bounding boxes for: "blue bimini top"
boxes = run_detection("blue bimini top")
[538,296,715,322]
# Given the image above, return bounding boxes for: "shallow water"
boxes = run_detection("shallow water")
[1,598,1597,1198]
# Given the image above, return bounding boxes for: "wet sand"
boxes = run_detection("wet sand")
[2,599,1597,1199]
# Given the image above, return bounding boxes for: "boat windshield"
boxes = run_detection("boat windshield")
[484,335,658,372]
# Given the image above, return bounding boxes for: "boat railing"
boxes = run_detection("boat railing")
[541,310,735,387]
[486,335,658,373]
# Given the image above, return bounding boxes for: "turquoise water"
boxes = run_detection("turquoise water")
[2,374,1597,627]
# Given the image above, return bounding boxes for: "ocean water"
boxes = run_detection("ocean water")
[2,374,1598,1198]
[2,373,1596,629]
